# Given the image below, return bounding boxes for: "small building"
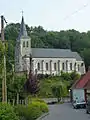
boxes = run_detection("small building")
[70,70,90,103]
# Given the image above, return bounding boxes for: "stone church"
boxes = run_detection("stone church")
[15,16,85,75]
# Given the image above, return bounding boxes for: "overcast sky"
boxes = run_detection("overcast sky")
[0,0,90,32]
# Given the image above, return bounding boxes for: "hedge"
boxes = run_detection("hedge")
[0,102,19,120]
[15,101,48,120]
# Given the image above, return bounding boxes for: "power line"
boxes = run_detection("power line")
[63,0,89,20]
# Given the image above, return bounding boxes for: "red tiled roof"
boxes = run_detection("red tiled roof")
[71,75,84,89]
[84,80,90,89]
[76,71,90,89]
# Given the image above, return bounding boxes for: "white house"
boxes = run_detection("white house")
[15,16,85,75]
[70,70,90,103]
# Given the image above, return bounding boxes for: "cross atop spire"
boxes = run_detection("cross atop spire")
[21,10,24,16]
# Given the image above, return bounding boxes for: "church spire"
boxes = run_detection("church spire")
[17,15,28,40]
[20,16,27,36]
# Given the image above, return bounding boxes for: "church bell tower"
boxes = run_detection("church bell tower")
[15,15,31,73]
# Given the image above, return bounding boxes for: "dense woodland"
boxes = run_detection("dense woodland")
[4,23,90,71]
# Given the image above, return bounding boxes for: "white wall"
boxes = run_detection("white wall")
[15,55,85,75]
[31,57,85,75]
[72,89,85,102]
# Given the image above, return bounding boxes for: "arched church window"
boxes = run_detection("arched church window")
[78,64,80,71]
[74,62,76,71]
[46,63,48,70]
[23,41,25,47]
[66,60,68,71]
[74,62,76,66]
[37,63,40,70]
[58,60,60,71]
[54,63,56,71]
[81,63,84,67]
[62,63,64,70]
[26,41,29,47]
[70,63,72,70]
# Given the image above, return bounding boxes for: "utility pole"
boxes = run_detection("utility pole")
[1,15,7,103]
[12,64,14,82]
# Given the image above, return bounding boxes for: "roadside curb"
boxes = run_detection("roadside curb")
[36,112,49,120]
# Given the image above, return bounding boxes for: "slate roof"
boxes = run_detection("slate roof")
[72,52,82,61]
[17,16,29,40]
[32,48,82,61]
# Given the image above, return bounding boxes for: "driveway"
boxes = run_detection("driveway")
[43,103,90,120]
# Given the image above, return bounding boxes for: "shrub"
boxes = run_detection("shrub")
[39,102,48,113]
[15,101,48,120]
[0,102,19,120]
[70,71,80,81]
[32,98,45,103]
[61,72,71,81]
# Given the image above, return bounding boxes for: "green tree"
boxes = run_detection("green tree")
[70,71,80,81]
[80,48,90,70]
[60,72,72,81]
[5,23,20,41]
[7,74,26,103]
[51,83,67,102]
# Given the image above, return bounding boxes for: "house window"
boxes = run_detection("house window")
[23,41,25,47]
[26,41,29,47]
[37,63,40,70]
[54,63,56,71]
[62,63,64,70]
[70,63,72,70]
[46,63,48,70]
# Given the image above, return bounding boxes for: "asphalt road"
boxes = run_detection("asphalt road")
[43,103,90,120]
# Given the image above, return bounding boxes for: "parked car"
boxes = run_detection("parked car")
[86,101,90,114]
[73,100,86,109]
